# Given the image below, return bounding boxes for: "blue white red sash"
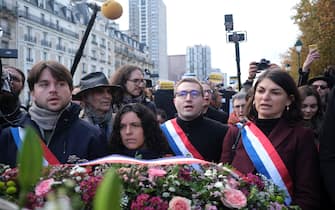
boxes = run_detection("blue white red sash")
[10,127,60,166]
[161,118,204,160]
[238,121,293,205]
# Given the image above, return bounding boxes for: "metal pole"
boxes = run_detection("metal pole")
[234,41,242,90]
[297,52,301,69]
[70,4,99,76]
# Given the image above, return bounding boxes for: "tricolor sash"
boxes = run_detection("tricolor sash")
[237,121,293,205]
[161,118,204,160]
[10,127,60,166]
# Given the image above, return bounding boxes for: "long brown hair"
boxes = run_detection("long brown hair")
[245,69,303,125]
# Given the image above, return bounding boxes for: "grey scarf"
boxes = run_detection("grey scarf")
[122,94,145,104]
[28,102,66,130]
[83,105,114,137]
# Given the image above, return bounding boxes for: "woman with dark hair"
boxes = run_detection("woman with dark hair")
[110,103,171,159]
[221,69,320,210]
[298,85,323,149]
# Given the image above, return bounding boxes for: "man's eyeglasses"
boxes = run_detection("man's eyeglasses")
[203,89,213,95]
[175,90,202,99]
[312,85,328,90]
[128,79,146,85]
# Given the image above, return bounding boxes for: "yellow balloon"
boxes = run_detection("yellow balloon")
[101,0,123,20]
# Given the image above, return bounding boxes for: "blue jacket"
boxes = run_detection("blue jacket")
[0,103,109,167]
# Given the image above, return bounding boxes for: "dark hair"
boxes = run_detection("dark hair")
[27,61,73,91]
[245,69,303,125]
[109,65,143,93]
[156,108,167,121]
[110,103,170,155]
[298,85,323,120]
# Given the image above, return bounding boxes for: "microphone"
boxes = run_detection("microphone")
[70,0,122,76]
[70,0,122,20]
[101,0,123,20]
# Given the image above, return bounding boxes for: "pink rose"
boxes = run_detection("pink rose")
[148,168,167,177]
[227,177,239,189]
[168,196,191,210]
[35,178,54,196]
[221,188,247,209]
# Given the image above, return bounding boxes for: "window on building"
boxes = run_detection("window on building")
[24,6,29,17]
[92,65,96,72]
[41,13,45,23]
[82,63,87,73]
[43,51,48,60]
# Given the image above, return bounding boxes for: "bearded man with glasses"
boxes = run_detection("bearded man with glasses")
[160,78,229,163]
[109,65,156,114]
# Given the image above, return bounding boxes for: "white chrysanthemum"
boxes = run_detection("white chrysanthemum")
[70,165,87,175]
[162,192,170,197]
[214,181,224,190]
[168,187,176,192]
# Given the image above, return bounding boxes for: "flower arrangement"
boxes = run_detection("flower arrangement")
[0,161,301,210]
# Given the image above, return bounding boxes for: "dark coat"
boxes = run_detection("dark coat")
[221,119,320,210]
[320,86,335,205]
[204,106,228,124]
[0,103,109,167]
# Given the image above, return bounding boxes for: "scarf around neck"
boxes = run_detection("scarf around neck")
[122,94,145,104]
[84,105,113,126]
[28,102,68,130]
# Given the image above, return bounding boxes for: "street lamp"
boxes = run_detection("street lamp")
[294,39,303,69]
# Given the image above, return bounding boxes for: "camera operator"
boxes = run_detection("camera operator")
[0,66,26,129]
[242,60,280,92]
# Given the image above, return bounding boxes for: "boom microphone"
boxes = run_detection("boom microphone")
[70,0,123,20]
[70,0,123,76]
[101,0,123,20]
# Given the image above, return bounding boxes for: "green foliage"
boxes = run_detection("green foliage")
[17,126,43,208]
[288,0,335,80]
[93,167,122,210]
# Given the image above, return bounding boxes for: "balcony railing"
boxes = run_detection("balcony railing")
[24,35,37,43]
[56,44,66,52]
[26,57,34,63]
[41,40,52,48]
[18,10,79,39]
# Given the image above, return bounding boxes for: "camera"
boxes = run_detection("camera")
[255,59,270,71]
[1,68,12,93]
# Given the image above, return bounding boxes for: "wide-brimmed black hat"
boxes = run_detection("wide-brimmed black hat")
[73,72,123,100]
[307,75,333,89]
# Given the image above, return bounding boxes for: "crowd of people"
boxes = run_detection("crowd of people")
[1,46,335,209]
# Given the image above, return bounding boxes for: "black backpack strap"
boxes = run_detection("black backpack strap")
[231,120,247,160]
[231,127,241,160]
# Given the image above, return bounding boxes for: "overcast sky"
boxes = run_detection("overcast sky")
[115,0,301,79]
